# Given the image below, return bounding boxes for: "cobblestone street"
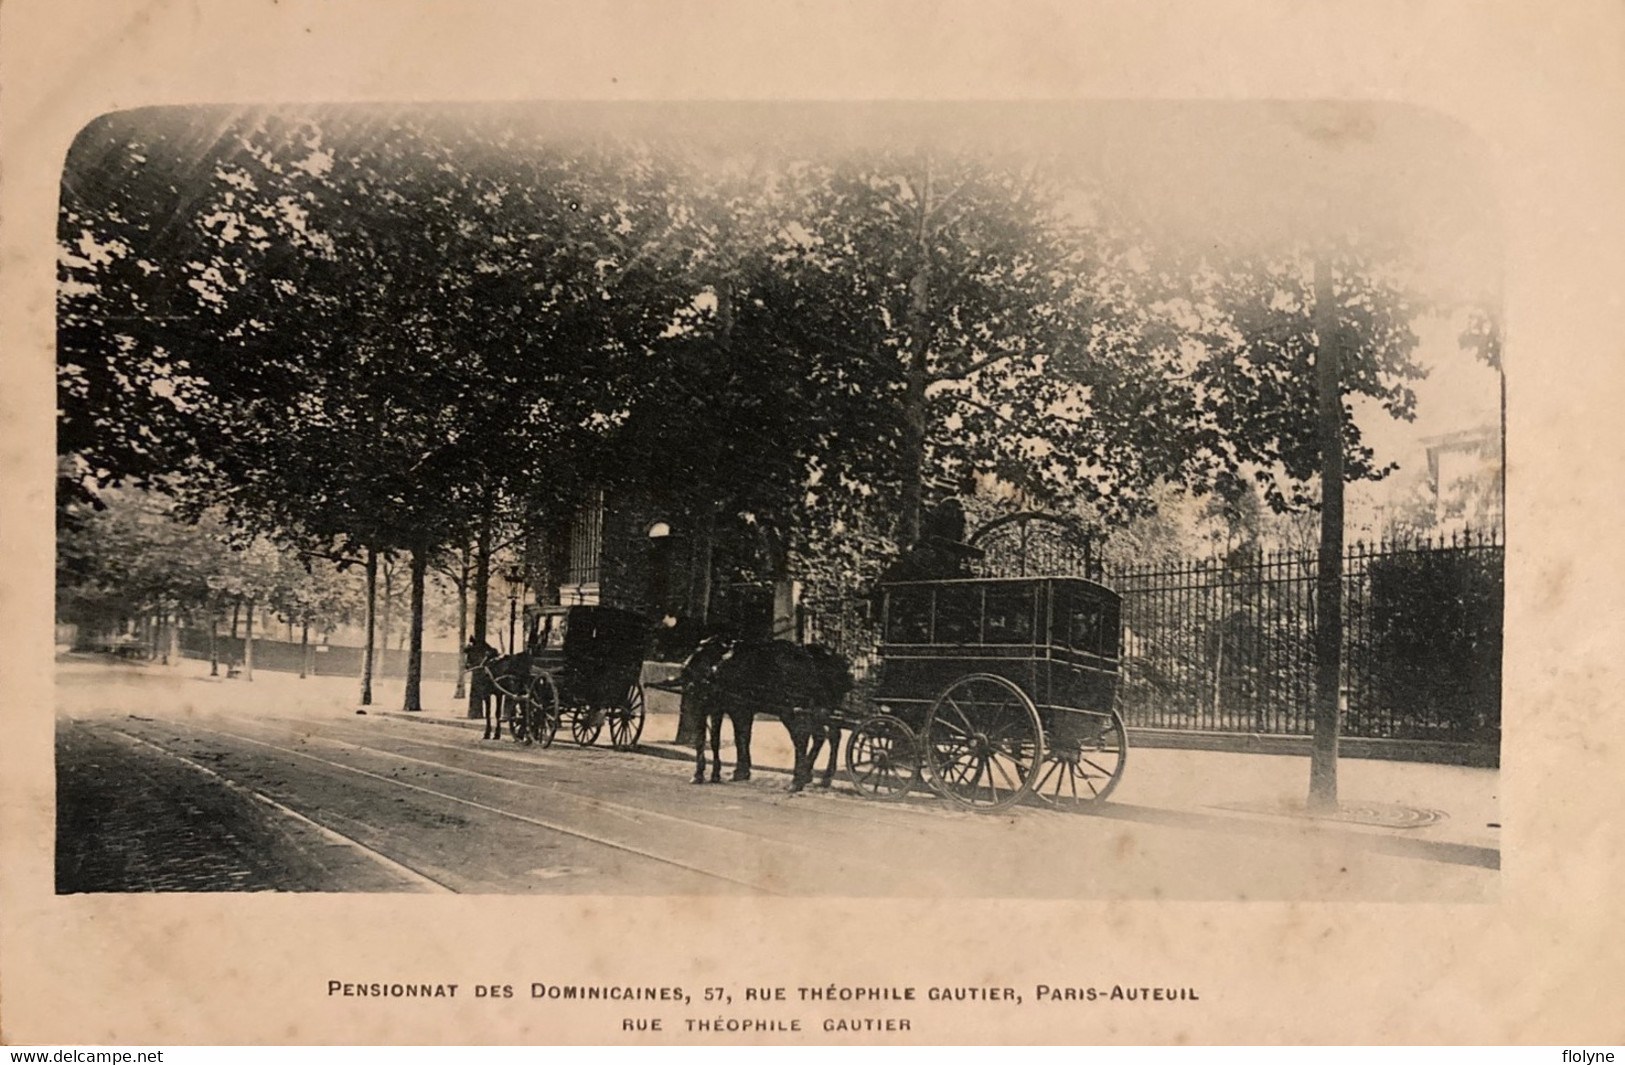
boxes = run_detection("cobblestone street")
[55,716,415,892]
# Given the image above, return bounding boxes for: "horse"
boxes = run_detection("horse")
[681,635,853,792]
[465,637,532,741]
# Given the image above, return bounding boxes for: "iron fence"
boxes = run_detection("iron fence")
[1112,529,1503,744]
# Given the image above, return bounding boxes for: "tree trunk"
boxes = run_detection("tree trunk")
[380,559,393,678]
[899,160,934,547]
[243,599,256,681]
[469,504,493,718]
[299,620,310,679]
[675,505,718,748]
[361,547,377,706]
[167,605,180,665]
[208,608,219,677]
[453,549,469,700]
[404,545,427,712]
[230,600,240,640]
[1309,254,1344,813]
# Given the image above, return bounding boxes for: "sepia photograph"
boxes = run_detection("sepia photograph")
[50,100,1505,902]
[4,0,1623,1049]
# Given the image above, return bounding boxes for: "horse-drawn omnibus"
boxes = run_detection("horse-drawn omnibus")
[843,575,1127,812]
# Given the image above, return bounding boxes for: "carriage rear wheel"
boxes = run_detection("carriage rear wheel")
[1032,708,1127,807]
[569,704,605,747]
[606,683,646,751]
[845,714,921,802]
[922,673,1044,812]
[526,673,560,749]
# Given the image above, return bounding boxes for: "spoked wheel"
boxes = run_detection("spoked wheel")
[1031,709,1127,807]
[526,672,560,749]
[569,704,605,747]
[922,673,1044,812]
[606,683,646,751]
[845,714,921,802]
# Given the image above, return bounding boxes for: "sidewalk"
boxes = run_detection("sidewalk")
[59,653,1501,865]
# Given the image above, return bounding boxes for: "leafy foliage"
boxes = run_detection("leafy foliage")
[58,105,1447,629]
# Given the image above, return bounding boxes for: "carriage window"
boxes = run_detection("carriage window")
[1068,598,1106,654]
[983,584,1035,644]
[884,587,933,644]
[1064,590,1120,656]
[933,585,982,645]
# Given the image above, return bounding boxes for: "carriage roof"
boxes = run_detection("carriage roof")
[531,604,653,668]
[877,574,1118,596]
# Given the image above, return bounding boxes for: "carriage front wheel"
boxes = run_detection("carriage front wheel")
[525,673,560,749]
[922,674,1044,812]
[845,714,921,802]
[1032,708,1126,806]
[606,683,646,751]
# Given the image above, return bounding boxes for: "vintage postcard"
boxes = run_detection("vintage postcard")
[3,0,1622,1047]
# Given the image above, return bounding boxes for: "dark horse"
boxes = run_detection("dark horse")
[681,636,853,792]
[465,637,532,741]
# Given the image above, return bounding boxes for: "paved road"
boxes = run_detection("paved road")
[55,658,1497,900]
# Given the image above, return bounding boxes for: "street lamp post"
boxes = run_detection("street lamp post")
[504,564,524,653]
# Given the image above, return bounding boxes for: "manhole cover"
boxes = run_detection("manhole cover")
[1214,800,1446,829]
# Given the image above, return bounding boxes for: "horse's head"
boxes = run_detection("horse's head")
[679,632,738,688]
[465,638,500,668]
[802,644,855,707]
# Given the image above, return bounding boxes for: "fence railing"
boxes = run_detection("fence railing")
[1113,530,1502,744]
[799,530,1503,748]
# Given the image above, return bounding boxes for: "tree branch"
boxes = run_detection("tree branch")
[927,346,1025,384]
[936,391,1017,428]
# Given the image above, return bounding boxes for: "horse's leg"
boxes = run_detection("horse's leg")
[818,721,840,787]
[692,700,709,784]
[802,720,824,791]
[789,715,809,790]
[785,711,811,793]
[731,707,753,782]
[709,706,725,783]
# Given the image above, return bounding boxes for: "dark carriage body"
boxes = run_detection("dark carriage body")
[845,576,1127,809]
[530,604,653,705]
[519,604,653,750]
[876,576,1122,721]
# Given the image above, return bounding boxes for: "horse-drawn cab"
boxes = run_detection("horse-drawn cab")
[513,604,653,750]
[845,576,1128,811]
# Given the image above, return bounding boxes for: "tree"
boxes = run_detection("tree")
[1150,240,1427,809]
[56,487,224,650]
[59,107,689,708]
